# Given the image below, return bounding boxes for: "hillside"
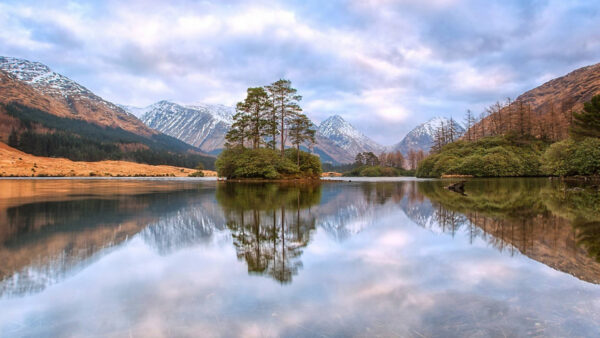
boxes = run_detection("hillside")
[0,57,214,169]
[0,142,216,177]
[469,62,600,140]
[134,101,233,154]
[0,57,153,136]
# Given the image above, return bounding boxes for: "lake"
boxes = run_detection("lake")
[1,177,599,337]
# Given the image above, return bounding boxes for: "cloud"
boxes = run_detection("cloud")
[1,0,599,144]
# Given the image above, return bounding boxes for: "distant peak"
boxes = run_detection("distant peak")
[324,114,345,122]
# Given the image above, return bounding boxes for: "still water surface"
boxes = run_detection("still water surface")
[1,178,600,337]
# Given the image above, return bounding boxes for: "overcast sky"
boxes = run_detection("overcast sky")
[1,0,599,144]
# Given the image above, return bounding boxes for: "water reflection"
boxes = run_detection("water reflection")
[216,183,320,283]
[0,180,216,296]
[1,178,600,336]
[416,178,600,283]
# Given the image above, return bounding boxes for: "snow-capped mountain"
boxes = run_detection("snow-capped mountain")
[317,115,384,155]
[124,102,375,163]
[0,56,91,97]
[0,56,154,136]
[122,101,235,154]
[391,117,465,155]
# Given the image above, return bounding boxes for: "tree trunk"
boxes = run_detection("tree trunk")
[297,144,300,166]
[280,100,285,158]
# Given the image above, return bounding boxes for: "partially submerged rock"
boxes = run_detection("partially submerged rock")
[446,181,466,194]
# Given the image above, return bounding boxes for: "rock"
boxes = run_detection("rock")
[446,181,466,194]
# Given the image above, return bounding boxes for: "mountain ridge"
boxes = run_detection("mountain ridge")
[391,117,465,155]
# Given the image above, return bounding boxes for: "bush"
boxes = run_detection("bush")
[542,137,600,176]
[215,147,321,179]
[284,148,322,177]
[343,165,414,177]
[416,135,547,178]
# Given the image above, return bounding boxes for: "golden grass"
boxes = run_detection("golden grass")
[0,142,217,177]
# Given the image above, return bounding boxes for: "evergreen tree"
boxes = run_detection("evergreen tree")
[226,88,273,149]
[354,153,365,166]
[288,113,315,165]
[225,102,252,148]
[8,128,19,148]
[571,94,600,139]
[245,87,272,149]
[266,79,302,157]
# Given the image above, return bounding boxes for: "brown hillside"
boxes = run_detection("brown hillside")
[467,62,600,141]
[0,65,158,136]
[0,69,156,140]
[0,142,216,177]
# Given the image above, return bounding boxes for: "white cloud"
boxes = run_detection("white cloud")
[1,0,599,144]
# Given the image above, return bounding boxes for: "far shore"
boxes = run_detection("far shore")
[0,142,216,178]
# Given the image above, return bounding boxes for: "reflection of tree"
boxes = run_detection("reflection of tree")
[417,179,600,283]
[216,183,320,283]
[360,182,405,205]
[573,219,600,262]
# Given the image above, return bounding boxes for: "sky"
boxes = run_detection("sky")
[1,0,599,144]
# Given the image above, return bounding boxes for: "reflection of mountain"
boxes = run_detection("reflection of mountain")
[3,178,600,294]
[140,194,228,255]
[0,182,210,296]
[414,179,600,284]
[315,185,373,240]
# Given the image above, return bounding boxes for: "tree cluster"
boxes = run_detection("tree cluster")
[377,151,405,169]
[354,152,379,166]
[225,79,316,166]
[463,95,582,143]
[431,117,461,153]
[406,149,426,170]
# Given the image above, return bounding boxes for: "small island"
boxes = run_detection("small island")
[215,79,322,180]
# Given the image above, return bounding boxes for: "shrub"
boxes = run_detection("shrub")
[541,137,600,176]
[416,135,547,178]
[216,147,321,179]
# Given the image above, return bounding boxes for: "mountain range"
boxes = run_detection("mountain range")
[0,56,214,169]
[121,102,393,163]
[121,102,452,164]
[4,55,595,167]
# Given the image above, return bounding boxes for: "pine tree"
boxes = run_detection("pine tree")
[288,113,315,165]
[266,79,302,157]
[226,87,273,149]
[226,103,251,148]
[245,87,272,149]
[571,94,600,139]
[8,128,19,148]
[354,153,365,166]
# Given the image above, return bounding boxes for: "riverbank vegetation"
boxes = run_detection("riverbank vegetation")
[341,151,415,177]
[417,94,600,178]
[215,79,321,179]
